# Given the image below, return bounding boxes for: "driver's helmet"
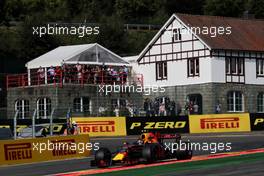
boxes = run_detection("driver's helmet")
[141,133,158,144]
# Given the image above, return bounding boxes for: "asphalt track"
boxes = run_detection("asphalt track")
[0,132,264,176]
[76,150,264,176]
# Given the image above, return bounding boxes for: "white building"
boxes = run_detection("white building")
[132,13,264,114]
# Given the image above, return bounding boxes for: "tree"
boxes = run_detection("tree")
[0,0,6,24]
[247,0,264,18]
[115,0,165,23]
[165,0,205,15]
[204,0,245,17]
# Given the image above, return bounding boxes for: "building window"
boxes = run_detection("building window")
[15,99,29,119]
[226,58,244,75]
[257,93,264,112]
[227,91,244,112]
[156,62,167,80]
[256,59,264,77]
[172,28,181,42]
[37,97,51,119]
[188,58,199,77]
[73,97,90,112]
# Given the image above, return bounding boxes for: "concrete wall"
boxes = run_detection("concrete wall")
[144,83,264,114]
[7,84,143,119]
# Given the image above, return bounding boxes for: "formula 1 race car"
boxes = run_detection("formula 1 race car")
[91,132,192,168]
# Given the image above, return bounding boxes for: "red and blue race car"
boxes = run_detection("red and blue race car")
[91,132,192,168]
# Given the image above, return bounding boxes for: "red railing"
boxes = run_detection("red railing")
[6,70,143,89]
[6,73,28,88]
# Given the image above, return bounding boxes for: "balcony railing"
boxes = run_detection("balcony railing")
[6,69,143,89]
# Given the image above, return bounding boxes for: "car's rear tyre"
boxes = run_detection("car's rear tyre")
[142,144,158,163]
[175,142,192,160]
[95,147,112,168]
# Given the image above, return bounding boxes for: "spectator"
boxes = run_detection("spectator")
[176,102,182,115]
[144,98,153,117]
[189,101,194,114]
[159,103,166,116]
[114,106,120,117]
[215,102,221,113]
[111,68,118,83]
[169,101,176,116]
[47,66,55,83]
[153,100,159,116]
[75,63,82,83]
[55,66,62,83]
[63,64,70,83]
[94,66,101,84]
[122,65,128,83]
[193,102,199,114]
[106,66,112,84]
[37,66,45,84]
[126,102,134,117]
[99,106,107,116]
[72,121,79,135]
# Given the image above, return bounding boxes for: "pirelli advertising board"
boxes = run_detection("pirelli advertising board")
[126,116,189,135]
[189,113,251,133]
[250,113,264,131]
[0,119,67,135]
[72,117,127,137]
[0,134,90,165]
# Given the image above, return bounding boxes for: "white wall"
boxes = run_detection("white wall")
[135,57,213,87]
[211,56,226,83]
[245,58,264,85]
[134,54,264,86]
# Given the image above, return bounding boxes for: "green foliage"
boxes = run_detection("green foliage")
[0,0,263,73]
[204,0,245,17]
[247,0,264,18]
[165,0,205,15]
[115,0,166,23]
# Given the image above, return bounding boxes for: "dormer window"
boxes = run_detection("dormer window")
[172,28,182,42]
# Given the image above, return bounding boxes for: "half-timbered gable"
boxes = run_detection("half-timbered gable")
[135,13,264,114]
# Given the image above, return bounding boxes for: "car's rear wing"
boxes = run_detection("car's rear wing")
[155,133,181,140]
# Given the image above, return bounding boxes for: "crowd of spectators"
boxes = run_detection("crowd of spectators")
[143,97,204,116]
[36,63,129,85]
[143,98,182,117]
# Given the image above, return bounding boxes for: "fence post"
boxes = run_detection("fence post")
[60,71,63,88]
[141,74,144,87]
[101,71,104,84]
[66,108,71,130]
[6,75,9,90]
[81,72,84,87]
[32,109,37,138]
[13,110,19,140]
[53,74,56,88]
[50,108,55,136]
[28,69,31,86]
[22,75,24,87]
[45,67,48,84]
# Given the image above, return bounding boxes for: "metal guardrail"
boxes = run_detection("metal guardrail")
[1,21,162,31]
[45,22,162,31]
